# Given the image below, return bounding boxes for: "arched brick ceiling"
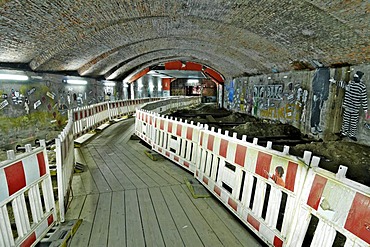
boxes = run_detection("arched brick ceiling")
[0,0,368,80]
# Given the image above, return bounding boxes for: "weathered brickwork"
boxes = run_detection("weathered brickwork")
[0,0,369,80]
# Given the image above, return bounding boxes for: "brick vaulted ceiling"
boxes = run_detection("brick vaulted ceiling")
[0,1,369,80]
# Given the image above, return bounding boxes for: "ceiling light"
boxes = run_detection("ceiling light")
[188,79,199,84]
[104,81,116,86]
[66,79,88,85]
[0,74,29,81]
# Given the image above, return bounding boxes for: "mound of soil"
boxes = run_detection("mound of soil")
[169,103,370,186]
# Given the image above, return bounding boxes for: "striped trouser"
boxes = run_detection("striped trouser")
[341,110,359,137]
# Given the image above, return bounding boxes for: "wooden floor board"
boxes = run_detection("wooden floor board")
[204,197,263,246]
[88,147,124,191]
[108,191,126,247]
[69,194,99,247]
[148,187,185,247]
[125,189,145,247]
[179,184,246,247]
[89,192,112,247]
[98,149,136,190]
[103,146,149,189]
[65,195,86,221]
[137,189,165,247]
[171,185,224,247]
[79,168,99,194]
[124,143,182,185]
[160,186,204,246]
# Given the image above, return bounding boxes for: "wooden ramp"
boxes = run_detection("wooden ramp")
[66,118,265,247]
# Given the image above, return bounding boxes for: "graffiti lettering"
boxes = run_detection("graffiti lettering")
[253,84,283,99]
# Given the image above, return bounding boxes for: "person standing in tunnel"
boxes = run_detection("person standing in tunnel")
[340,71,369,141]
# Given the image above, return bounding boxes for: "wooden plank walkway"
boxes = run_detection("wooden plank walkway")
[66,118,265,247]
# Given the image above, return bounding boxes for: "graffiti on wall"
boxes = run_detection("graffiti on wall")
[228,77,309,125]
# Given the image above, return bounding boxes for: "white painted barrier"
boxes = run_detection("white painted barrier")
[0,143,56,247]
[196,125,310,247]
[288,166,370,247]
[135,104,370,247]
[55,114,74,223]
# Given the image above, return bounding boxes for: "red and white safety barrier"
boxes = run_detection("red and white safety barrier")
[152,114,202,173]
[55,116,75,223]
[196,125,310,247]
[136,101,370,247]
[288,164,370,247]
[0,143,56,247]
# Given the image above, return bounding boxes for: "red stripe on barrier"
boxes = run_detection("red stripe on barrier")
[184,161,190,168]
[200,132,204,146]
[176,124,182,136]
[186,128,193,140]
[165,151,170,157]
[307,175,327,210]
[160,120,164,130]
[174,156,179,162]
[196,170,199,177]
[255,152,272,178]
[80,112,83,120]
[235,144,247,167]
[247,214,260,231]
[37,152,46,176]
[47,214,54,226]
[273,236,283,247]
[228,197,237,211]
[214,185,221,196]
[285,161,298,192]
[219,139,228,158]
[203,176,209,185]
[158,148,162,153]
[20,232,36,247]
[344,192,370,244]
[168,122,173,133]
[207,135,214,151]
[74,112,78,121]
[5,161,26,196]
[150,116,152,125]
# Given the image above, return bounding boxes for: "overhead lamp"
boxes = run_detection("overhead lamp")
[188,79,199,84]
[66,79,88,85]
[104,81,116,87]
[0,74,29,81]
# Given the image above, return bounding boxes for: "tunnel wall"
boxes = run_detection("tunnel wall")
[224,64,370,146]
[0,69,163,153]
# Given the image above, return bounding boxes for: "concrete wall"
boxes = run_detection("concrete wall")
[224,64,370,145]
[0,69,121,150]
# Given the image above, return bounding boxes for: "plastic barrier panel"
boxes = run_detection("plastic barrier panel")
[151,114,202,173]
[55,116,75,223]
[72,105,97,138]
[0,144,56,247]
[135,110,156,145]
[195,126,311,246]
[288,166,370,247]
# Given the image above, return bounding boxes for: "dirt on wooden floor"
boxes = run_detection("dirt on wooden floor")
[169,104,370,186]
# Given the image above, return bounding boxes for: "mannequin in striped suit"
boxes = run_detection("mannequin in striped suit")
[340,71,368,141]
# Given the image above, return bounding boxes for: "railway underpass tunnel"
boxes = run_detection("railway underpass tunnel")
[0,1,370,246]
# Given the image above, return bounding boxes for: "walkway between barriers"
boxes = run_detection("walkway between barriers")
[65,118,265,247]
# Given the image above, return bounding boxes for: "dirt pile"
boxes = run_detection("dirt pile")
[168,103,370,186]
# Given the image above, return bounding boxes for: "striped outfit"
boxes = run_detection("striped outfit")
[341,80,368,137]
